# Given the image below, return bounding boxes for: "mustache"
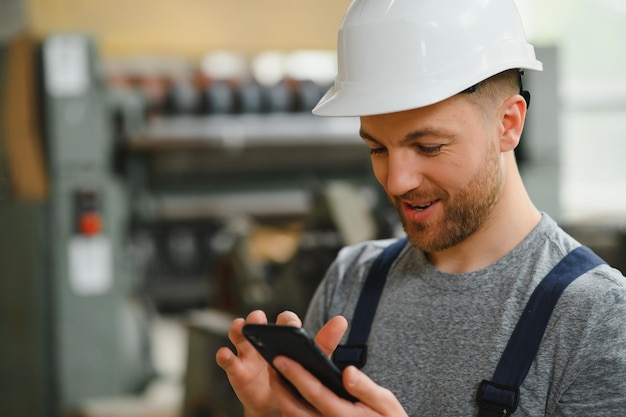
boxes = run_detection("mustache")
[396,188,447,202]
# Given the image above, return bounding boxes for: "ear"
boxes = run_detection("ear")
[499,94,527,153]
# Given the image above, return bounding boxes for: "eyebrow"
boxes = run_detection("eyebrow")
[359,127,458,144]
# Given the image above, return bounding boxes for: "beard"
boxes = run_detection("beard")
[394,142,504,253]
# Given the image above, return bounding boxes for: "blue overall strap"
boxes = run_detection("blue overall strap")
[476,245,606,416]
[332,237,409,370]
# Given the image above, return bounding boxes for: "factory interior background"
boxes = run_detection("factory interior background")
[0,0,625,416]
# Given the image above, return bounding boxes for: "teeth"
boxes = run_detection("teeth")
[410,202,433,211]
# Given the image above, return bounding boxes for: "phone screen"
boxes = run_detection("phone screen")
[242,324,357,402]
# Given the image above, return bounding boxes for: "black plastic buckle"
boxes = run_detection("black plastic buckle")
[332,344,368,370]
[476,380,519,416]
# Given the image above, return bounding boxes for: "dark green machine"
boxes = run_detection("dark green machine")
[0,34,152,417]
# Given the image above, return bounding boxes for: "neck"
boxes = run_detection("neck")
[427,155,541,274]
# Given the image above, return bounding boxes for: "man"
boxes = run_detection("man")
[216,0,626,415]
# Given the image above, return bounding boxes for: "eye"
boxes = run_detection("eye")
[369,146,387,156]
[418,145,443,155]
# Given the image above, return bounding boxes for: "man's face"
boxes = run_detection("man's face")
[360,96,504,253]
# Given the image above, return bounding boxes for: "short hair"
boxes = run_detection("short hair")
[463,69,522,117]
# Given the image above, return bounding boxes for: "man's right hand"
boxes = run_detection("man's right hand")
[216,310,285,417]
[215,310,348,417]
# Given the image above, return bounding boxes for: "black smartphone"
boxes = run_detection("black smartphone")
[242,324,357,402]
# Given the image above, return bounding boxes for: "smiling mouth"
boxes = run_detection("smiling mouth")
[408,201,435,211]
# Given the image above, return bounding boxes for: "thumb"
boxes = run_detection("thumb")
[315,315,348,357]
[343,366,408,417]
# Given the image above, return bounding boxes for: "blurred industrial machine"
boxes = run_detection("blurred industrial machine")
[0,33,396,417]
[0,34,155,417]
[1,31,623,417]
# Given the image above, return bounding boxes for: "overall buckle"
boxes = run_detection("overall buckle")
[476,380,519,416]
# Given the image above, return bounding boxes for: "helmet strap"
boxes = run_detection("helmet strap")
[462,83,481,94]
[462,70,531,108]
[518,70,531,109]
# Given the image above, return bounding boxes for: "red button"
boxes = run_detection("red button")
[80,212,102,236]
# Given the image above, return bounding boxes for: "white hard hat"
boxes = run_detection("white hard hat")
[313,0,543,117]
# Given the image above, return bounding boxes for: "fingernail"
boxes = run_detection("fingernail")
[347,366,360,387]
[274,357,287,372]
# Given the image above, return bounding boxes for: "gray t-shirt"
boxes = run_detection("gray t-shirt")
[304,214,626,416]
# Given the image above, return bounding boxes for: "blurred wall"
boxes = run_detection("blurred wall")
[24,0,352,58]
[0,0,25,41]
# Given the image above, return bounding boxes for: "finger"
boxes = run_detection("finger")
[215,345,261,379]
[227,311,268,355]
[215,346,236,371]
[226,318,246,346]
[343,366,407,416]
[276,310,302,327]
[215,345,253,385]
[315,315,348,357]
[270,358,324,417]
[246,309,269,324]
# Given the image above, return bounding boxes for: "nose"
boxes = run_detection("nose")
[381,151,424,197]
